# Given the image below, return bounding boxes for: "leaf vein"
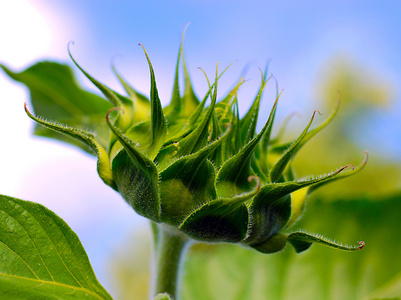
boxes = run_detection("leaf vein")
[0,239,39,280]
[1,210,55,282]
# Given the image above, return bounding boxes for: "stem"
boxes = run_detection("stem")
[151,223,190,300]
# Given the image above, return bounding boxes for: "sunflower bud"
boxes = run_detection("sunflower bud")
[4,31,367,254]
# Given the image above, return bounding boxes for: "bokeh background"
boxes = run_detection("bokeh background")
[1,1,400,299]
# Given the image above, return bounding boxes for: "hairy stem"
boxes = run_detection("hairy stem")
[151,223,190,300]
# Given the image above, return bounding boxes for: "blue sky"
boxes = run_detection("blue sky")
[1,0,400,296]
[30,0,401,158]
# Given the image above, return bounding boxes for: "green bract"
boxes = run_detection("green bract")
[2,33,367,255]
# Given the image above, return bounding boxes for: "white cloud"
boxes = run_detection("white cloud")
[0,1,52,66]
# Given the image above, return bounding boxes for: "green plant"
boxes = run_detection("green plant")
[0,30,367,299]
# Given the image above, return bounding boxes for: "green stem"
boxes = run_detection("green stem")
[151,223,190,300]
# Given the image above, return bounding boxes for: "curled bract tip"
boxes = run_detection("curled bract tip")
[247,175,261,191]
[357,241,365,250]
[67,41,75,54]
[106,107,125,122]
[313,109,322,116]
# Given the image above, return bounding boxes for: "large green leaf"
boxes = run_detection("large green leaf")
[0,194,112,299]
[181,193,401,300]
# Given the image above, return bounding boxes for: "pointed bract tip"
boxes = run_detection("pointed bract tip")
[138,43,148,54]
[183,22,191,31]
[357,241,365,250]
[24,102,34,118]
[258,67,264,80]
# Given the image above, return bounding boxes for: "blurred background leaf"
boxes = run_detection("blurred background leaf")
[108,192,401,300]
[1,62,112,152]
[181,193,401,300]
[293,56,400,199]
